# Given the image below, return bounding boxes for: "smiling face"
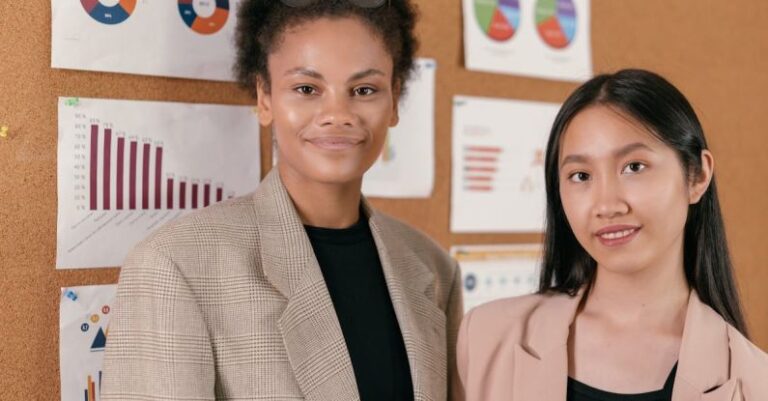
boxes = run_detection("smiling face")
[256,16,399,188]
[558,105,711,276]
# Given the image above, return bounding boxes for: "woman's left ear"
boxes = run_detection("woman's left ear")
[689,149,714,204]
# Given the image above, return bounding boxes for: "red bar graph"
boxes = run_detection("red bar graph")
[90,124,98,210]
[81,121,237,213]
[191,181,199,209]
[116,135,125,210]
[155,146,163,209]
[129,139,137,210]
[142,143,150,210]
[179,179,187,209]
[103,128,112,210]
[167,176,174,209]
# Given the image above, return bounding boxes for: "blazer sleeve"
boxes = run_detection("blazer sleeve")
[101,243,216,401]
[447,260,466,401]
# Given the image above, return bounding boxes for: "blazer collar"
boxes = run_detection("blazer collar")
[367,206,445,400]
[253,169,443,401]
[672,291,735,400]
[511,290,583,401]
[512,289,737,401]
[253,170,359,401]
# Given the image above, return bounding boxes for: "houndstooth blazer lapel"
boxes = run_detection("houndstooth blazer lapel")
[366,200,448,401]
[255,170,360,401]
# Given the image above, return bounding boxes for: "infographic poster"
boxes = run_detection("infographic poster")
[462,0,592,81]
[451,96,559,233]
[452,244,541,312]
[60,285,117,401]
[56,97,261,269]
[363,58,436,198]
[51,0,241,80]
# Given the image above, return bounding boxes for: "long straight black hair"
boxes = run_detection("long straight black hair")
[539,69,748,336]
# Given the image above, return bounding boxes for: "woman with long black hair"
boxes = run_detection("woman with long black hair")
[456,69,767,401]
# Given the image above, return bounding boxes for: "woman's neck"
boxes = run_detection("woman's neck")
[585,255,690,329]
[277,164,363,229]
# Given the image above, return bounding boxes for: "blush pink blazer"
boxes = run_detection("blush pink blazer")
[456,290,768,401]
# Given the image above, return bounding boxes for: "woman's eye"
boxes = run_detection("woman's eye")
[353,86,376,96]
[622,162,646,174]
[568,172,590,183]
[295,86,317,95]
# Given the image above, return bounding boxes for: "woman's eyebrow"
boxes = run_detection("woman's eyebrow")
[560,142,654,169]
[284,67,324,80]
[347,68,385,82]
[614,142,654,158]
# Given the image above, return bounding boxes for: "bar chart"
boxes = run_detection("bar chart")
[81,121,234,213]
[58,97,261,269]
[451,96,557,233]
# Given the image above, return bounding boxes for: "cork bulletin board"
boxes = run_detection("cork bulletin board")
[1,0,766,398]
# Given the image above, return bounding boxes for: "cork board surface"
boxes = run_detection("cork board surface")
[0,0,766,398]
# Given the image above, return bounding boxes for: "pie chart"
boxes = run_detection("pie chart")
[535,0,577,49]
[80,0,136,25]
[178,0,230,35]
[474,0,520,42]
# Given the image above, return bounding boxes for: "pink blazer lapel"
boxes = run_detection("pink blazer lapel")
[511,291,584,401]
[672,291,737,401]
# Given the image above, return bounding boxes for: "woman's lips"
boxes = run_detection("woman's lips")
[595,225,641,247]
[306,136,364,150]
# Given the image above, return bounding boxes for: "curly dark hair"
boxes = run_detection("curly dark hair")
[234,0,419,99]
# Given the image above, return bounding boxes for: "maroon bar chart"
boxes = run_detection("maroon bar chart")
[58,97,262,269]
[81,122,234,213]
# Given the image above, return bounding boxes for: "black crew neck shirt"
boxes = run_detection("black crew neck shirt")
[567,363,678,401]
[304,215,414,401]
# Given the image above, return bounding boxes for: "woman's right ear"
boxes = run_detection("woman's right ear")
[255,76,274,126]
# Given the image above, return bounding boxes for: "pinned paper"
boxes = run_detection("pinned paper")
[60,285,117,401]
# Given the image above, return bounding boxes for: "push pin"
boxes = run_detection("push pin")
[0,126,9,138]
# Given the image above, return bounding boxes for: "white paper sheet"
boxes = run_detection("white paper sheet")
[60,285,117,401]
[451,96,558,233]
[56,97,261,269]
[51,0,241,81]
[362,58,436,198]
[451,244,541,312]
[462,0,592,81]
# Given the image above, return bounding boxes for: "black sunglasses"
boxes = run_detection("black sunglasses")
[280,0,388,8]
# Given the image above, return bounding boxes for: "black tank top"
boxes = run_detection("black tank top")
[566,363,677,401]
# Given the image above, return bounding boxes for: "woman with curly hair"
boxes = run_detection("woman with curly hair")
[102,1,463,400]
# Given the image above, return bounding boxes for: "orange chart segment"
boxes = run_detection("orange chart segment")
[535,0,577,49]
[178,0,229,35]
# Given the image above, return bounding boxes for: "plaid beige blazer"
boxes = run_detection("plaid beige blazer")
[102,169,463,401]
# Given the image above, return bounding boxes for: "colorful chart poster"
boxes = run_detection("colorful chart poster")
[452,244,541,312]
[60,285,117,401]
[56,97,261,269]
[51,0,241,81]
[462,0,592,82]
[363,58,436,198]
[451,96,559,232]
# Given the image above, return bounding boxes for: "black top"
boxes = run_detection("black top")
[305,215,414,401]
[567,363,678,401]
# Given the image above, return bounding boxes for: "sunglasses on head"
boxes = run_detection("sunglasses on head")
[280,0,388,8]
